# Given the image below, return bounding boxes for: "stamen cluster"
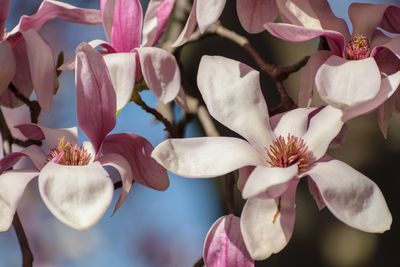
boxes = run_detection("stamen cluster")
[266,134,314,174]
[47,138,92,166]
[345,34,371,60]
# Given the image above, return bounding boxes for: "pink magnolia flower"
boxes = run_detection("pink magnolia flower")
[0,0,103,111]
[204,215,253,267]
[0,43,168,231]
[152,55,392,260]
[173,0,279,46]
[265,1,400,122]
[63,0,182,111]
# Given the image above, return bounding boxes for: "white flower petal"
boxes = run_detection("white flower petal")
[38,161,114,230]
[308,160,392,233]
[152,137,264,178]
[273,108,315,138]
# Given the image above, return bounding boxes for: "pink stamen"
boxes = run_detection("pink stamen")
[345,34,370,60]
[47,137,91,166]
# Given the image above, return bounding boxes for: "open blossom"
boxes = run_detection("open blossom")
[62,0,182,112]
[0,43,168,231]
[0,0,102,111]
[265,1,400,123]
[173,0,279,46]
[152,56,392,260]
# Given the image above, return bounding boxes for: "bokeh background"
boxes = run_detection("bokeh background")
[0,0,399,266]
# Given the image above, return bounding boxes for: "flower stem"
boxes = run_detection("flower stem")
[12,212,34,267]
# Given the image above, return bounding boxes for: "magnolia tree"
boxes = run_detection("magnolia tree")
[0,0,399,266]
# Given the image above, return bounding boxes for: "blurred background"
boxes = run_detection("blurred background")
[0,0,399,266]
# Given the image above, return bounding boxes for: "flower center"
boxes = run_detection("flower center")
[266,134,314,174]
[345,34,370,60]
[47,137,91,166]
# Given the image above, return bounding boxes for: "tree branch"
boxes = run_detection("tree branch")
[13,213,34,267]
[194,257,204,267]
[8,83,41,124]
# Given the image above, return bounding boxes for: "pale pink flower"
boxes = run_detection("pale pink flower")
[173,0,279,46]
[152,55,392,260]
[62,0,182,111]
[0,0,102,111]
[266,1,400,122]
[204,215,253,267]
[0,43,168,231]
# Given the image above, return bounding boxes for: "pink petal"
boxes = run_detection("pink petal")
[99,153,133,214]
[0,41,16,95]
[197,56,274,151]
[101,133,169,191]
[39,161,114,230]
[349,3,400,39]
[343,71,400,122]
[136,47,180,103]
[103,53,136,111]
[110,0,143,52]
[0,169,38,231]
[152,137,264,178]
[75,43,116,152]
[307,178,325,210]
[302,105,343,160]
[101,0,116,43]
[237,166,255,192]
[17,0,102,32]
[308,160,392,233]
[204,215,254,267]
[273,108,315,137]
[241,182,297,260]
[172,0,197,47]
[315,55,381,108]
[237,0,277,33]
[298,50,332,107]
[265,23,345,56]
[142,0,175,47]
[16,123,78,151]
[0,0,10,39]
[377,94,397,138]
[0,146,46,172]
[22,30,56,112]
[196,0,226,33]
[242,164,297,199]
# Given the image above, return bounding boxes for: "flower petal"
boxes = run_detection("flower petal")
[242,164,297,199]
[0,169,38,232]
[264,23,345,55]
[17,0,102,32]
[101,0,115,43]
[298,50,332,107]
[236,0,277,33]
[308,178,325,210]
[99,153,133,214]
[22,30,56,112]
[0,41,16,95]
[39,161,114,230]
[302,105,343,160]
[142,0,175,47]
[241,182,297,260]
[110,0,142,52]
[136,47,180,103]
[15,123,78,151]
[196,0,226,33]
[101,133,169,191]
[237,166,255,192]
[0,0,10,38]
[204,215,254,267]
[152,137,264,178]
[273,108,316,138]
[316,56,381,108]
[343,71,400,121]
[172,0,197,47]
[197,56,274,151]
[308,160,392,233]
[103,53,136,111]
[76,43,116,152]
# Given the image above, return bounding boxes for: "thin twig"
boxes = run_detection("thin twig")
[13,213,34,267]
[8,83,41,124]
[194,257,204,267]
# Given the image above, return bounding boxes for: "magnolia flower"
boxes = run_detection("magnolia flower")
[152,55,392,260]
[62,0,182,112]
[0,43,168,231]
[265,1,400,122]
[204,215,253,267]
[0,0,102,111]
[173,0,279,46]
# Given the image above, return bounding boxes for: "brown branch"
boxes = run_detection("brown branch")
[8,83,41,124]
[114,181,123,190]
[13,213,34,267]
[225,172,236,215]
[194,257,204,267]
